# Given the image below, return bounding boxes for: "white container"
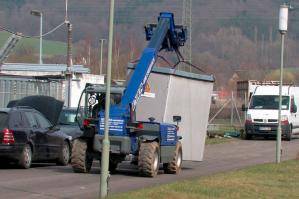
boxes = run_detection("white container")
[130,66,214,161]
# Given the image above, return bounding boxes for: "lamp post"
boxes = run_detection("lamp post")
[30,10,43,64]
[277,4,289,164]
[100,0,114,198]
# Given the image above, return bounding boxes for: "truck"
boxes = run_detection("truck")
[243,84,299,141]
[71,12,187,177]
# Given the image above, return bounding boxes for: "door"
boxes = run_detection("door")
[34,112,61,159]
[24,111,48,160]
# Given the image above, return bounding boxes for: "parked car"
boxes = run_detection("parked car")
[0,96,71,168]
[58,107,83,140]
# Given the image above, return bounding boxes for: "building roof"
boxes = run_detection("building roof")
[128,63,215,82]
[0,63,90,74]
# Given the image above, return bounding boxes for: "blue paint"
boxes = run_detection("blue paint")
[97,12,186,154]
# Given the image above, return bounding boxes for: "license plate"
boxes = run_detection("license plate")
[259,127,271,131]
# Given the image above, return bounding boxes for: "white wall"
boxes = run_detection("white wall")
[66,74,105,107]
[136,72,213,161]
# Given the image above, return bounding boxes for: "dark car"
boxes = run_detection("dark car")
[58,107,83,140]
[0,96,71,169]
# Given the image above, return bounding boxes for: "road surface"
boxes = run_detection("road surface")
[0,138,298,199]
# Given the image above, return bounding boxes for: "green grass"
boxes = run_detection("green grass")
[0,31,67,56]
[109,160,299,199]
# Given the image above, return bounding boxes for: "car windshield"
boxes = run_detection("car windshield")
[249,95,290,110]
[0,112,8,130]
[58,109,77,125]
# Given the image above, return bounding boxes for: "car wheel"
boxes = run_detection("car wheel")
[19,144,32,169]
[57,141,70,166]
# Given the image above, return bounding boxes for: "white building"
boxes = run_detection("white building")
[0,63,104,107]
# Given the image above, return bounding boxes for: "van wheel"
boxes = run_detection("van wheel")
[241,131,252,140]
[19,144,32,169]
[286,126,292,141]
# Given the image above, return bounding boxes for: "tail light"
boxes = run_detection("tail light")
[83,119,91,127]
[137,123,143,129]
[2,128,15,144]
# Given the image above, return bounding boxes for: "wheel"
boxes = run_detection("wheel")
[241,131,252,140]
[109,160,118,174]
[138,141,160,177]
[163,141,182,174]
[18,144,32,169]
[286,125,292,141]
[71,139,93,173]
[57,141,70,166]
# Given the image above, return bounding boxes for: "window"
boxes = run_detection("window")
[34,112,51,129]
[24,112,38,128]
[249,95,290,110]
[0,112,8,129]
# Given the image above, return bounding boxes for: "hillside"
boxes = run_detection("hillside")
[1,0,299,87]
[0,31,67,56]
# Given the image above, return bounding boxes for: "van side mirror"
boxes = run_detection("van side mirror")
[241,104,248,112]
[291,105,297,113]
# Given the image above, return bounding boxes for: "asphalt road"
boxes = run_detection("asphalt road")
[0,138,298,199]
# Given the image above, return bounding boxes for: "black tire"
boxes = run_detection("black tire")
[18,144,32,169]
[241,131,252,140]
[138,142,160,177]
[163,141,182,174]
[57,141,70,166]
[109,160,118,174]
[71,139,93,173]
[286,126,292,141]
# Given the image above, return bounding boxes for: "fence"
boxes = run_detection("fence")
[0,76,64,108]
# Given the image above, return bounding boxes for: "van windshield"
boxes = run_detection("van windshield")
[249,95,290,110]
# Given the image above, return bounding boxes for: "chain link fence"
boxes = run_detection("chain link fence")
[0,76,63,108]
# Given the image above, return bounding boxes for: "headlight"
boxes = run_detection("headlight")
[246,114,252,121]
[281,115,288,121]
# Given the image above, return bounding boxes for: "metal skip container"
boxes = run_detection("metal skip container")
[129,65,214,161]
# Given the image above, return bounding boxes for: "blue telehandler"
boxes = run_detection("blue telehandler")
[71,12,187,177]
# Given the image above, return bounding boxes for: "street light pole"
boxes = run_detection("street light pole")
[30,10,43,64]
[277,4,289,164]
[99,39,106,75]
[100,0,114,198]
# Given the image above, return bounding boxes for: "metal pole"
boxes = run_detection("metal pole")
[100,39,105,75]
[100,0,114,198]
[66,22,73,108]
[277,33,285,163]
[231,91,234,126]
[39,13,43,64]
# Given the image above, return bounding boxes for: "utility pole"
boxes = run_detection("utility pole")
[99,39,106,75]
[181,0,192,72]
[100,0,114,198]
[277,4,289,164]
[66,22,73,108]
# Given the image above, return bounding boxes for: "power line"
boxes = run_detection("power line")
[0,21,66,39]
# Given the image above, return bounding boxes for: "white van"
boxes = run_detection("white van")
[244,85,299,140]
